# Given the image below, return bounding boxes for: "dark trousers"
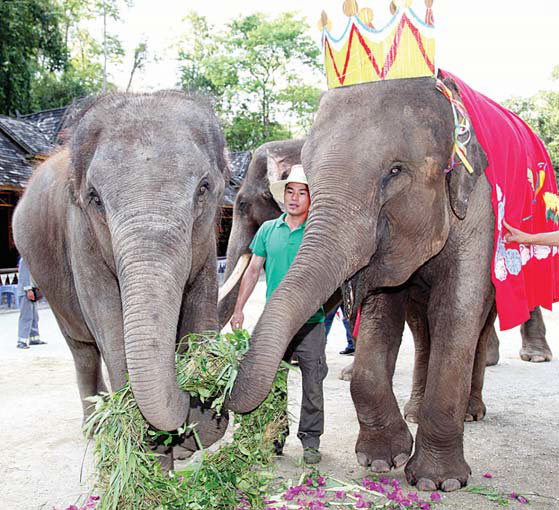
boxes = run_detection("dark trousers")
[282,321,328,450]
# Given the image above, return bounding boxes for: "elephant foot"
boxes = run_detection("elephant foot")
[339,361,353,381]
[519,346,552,363]
[405,453,471,492]
[465,395,486,422]
[403,397,421,424]
[355,420,413,472]
[405,438,471,492]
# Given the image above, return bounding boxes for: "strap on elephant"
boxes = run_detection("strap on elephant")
[436,79,474,175]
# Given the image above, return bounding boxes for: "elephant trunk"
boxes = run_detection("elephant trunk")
[228,188,375,413]
[113,214,192,431]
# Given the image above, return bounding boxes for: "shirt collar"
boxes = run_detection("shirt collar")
[276,212,307,231]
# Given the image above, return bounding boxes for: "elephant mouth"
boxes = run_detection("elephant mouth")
[218,253,251,303]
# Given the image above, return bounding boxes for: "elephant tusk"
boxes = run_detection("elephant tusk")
[218,253,251,303]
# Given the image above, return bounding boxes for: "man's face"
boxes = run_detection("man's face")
[284,182,310,217]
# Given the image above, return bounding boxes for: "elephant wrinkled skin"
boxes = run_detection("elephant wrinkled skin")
[13,91,229,459]
[227,76,532,491]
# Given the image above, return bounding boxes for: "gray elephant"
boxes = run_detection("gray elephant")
[220,139,551,415]
[13,91,229,459]
[227,76,555,491]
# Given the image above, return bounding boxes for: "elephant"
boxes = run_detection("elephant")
[220,139,551,387]
[13,91,229,461]
[227,75,551,491]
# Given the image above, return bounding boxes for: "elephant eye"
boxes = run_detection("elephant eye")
[88,188,102,207]
[198,180,210,197]
[390,164,402,175]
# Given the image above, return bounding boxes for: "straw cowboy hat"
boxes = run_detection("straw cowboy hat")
[269,164,309,204]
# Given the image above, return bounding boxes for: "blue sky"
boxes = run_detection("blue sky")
[112,0,559,101]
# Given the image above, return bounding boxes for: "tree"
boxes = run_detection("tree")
[125,41,148,92]
[0,0,67,115]
[503,66,559,179]
[178,12,323,151]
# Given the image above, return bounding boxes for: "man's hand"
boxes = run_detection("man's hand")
[26,289,35,301]
[230,311,244,330]
[503,219,530,244]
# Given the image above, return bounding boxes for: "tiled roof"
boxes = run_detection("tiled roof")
[224,151,252,206]
[0,116,53,155]
[19,107,66,143]
[0,136,33,189]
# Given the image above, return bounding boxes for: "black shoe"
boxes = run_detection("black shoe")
[29,339,47,345]
[273,439,284,456]
[303,447,321,464]
[339,347,355,355]
[17,341,29,349]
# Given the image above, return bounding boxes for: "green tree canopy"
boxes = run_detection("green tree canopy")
[503,66,559,179]
[0,0,67,115]
[178,12,323,151]
[30,0,132,112]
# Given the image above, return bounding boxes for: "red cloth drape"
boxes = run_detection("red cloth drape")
[441,70,559,329]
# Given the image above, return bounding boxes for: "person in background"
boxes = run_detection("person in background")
[325,304,355,355]
[230,164,327,465]
[16,257,46,349]
[503,219,559,246]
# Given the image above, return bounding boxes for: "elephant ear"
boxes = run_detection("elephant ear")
[68,95,119,203]
[443,77,489,220]
[266,150,294,208]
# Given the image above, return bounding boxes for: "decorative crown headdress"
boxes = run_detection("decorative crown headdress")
[319,0,436,89]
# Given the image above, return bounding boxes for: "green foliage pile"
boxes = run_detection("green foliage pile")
[84,329,288,510]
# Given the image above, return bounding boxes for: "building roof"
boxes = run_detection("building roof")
[19,107,67,144]
[0,116,52,155]
[0,135,33,189]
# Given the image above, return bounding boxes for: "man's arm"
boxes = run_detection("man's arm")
[230,254,266,330]
[503,220,559,246]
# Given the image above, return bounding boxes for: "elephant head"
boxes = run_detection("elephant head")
[227,76,488,413]
[218,138,305,327]
[69,91,227,431]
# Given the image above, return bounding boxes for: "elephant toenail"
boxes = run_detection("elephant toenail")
[465,414,474,422]
[393,453,409,468]
[416,478,437,491]
[441,479,461,492]
[356,452,370,467]
[405,414,418,424]
[370,460,391,472]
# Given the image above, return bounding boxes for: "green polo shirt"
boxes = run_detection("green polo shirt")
[250,213,324,324]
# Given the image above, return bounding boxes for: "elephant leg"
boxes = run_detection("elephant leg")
[403,288,430,424]
[351,288,413,473]
[485,325,500,366]
[405,285,494,492]
[65,335,108,425]
[466,305,496,422]
[339,361,354,381]
[520,307,552,362]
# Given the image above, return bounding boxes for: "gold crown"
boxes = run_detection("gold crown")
[319,0,436,89]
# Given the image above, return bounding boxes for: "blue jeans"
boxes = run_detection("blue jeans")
[324,305,354,349]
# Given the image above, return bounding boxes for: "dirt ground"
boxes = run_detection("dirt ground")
[1,281,558,509]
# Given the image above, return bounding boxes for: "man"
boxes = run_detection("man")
[230,164,327,464]
[16,257,46,349]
